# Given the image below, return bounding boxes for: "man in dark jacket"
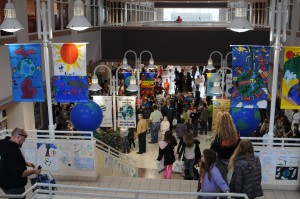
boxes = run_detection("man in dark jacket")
[161,100,176,131]
[0,128,41,198]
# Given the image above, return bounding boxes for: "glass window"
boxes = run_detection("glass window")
[54,0,69,31]
[91,0,100,26]
[163,8,224,22]
[27,0,37,33]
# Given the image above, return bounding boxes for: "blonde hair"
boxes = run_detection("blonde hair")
[228,139,255,170]
[214,111,239,142]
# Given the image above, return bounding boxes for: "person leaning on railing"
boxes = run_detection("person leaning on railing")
[0,128,41,199]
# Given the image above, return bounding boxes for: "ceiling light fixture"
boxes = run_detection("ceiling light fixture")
[67,0,92,31]
[227,0,253,33]
[0,0,24,32]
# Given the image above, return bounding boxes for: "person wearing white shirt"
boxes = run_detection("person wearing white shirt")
[160,116,170,136]
[290,110,300,128]
[194,75,201,91]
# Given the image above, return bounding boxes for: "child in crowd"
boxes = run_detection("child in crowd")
[198,149,229,199]
[228,139,263,199]
[157,131,177,179]
[178,132,201,180]
[160,116,170,136]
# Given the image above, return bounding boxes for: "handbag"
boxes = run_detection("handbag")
[30,173,57,192]
[172,160,184,173]
[155,160,165,173]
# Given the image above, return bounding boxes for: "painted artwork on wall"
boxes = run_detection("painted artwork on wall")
[51,43,88,102]
[280,47,300,109]
[7,44,45,102]
[74,157,94,170]
[37,143,59,171]
[275,167,298,180]
[231,46,270,108]
[58,144,73,167]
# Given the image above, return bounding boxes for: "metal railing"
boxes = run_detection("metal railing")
[241,136,300,148]
[0,129,93,141]
[0,183,249,199]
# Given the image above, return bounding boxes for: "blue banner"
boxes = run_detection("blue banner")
[8,44,45,102]
[231,46,270,108]
[54,76,88,102]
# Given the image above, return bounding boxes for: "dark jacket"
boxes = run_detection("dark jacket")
[0,137,27,190]
[229,155,263,199]
[161,106,176,122]
[178,139,201,163]
[157,136,177,166]
[210,135,240,160]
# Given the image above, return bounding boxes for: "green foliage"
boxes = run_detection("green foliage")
[93,128,124,152]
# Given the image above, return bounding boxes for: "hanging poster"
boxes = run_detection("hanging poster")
[259,150,276,173]
[280,47,300,109]
[51,43,88,102]
[231,46,270,108]
[276,151,300,166]
[117,96,136,127]
[74,157,94,171]
[212,99,231,130]
[93,96,113,127]
[141,72,155,97]
[37,143,59,171]
[58,144,73,167]
[73,143,94,158]
[7,44,45,102]
[206,73,221,96]
[275,167,298,180]
[23,147,37,165]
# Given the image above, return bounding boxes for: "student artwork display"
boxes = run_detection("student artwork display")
[231,46,270,108]
[73,143,94,170]
[93,96,113,127]
[206,73,221,96]
[37,143,59,171]
[51,43,88,102]
[280,46,300,109]
[58,145,72,167]
[275,167,298,180]
[225,74,232,97]
[141,72,155,97]
[117,96,136,127]
[7,44,45,102]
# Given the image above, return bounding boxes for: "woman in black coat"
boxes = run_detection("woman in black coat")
[228,139,263,199]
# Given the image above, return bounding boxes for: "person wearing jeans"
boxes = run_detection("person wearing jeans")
[149,104,163,144]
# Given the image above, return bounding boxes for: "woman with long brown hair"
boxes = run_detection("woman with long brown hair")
[210,111,240,183]
[198,149,229,199]
[228,139,263,199]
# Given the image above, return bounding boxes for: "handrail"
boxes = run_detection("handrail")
[0,129,93,141]
[94,137,136,165]
[241,136,300,148]
[0,183,249,199]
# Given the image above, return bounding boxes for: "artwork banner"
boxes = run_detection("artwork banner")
[225,74,233,97]
[275,167,298,180]
[7,44,45,102]
[231,46,270,108]
[51,43,87,76]
[54,75,88,102]
[37,143,59,171]
[141,72,155,97]
[206,73,221,97]
[117,96,136,128]
[280,46,300,109]
[93,96,113,127]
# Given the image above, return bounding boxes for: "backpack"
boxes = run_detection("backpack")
[30,173,57,192]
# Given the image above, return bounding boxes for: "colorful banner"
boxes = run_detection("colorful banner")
[93,96,113,127]
[212,99,231,130]
[117,96,136,128]
[7,44,45,102]
[141,72,155,96]
[206,73,221,96]
[280,47,300,109]
[53,76,88,102]
[51,43,88,102]
[231,46,270,108]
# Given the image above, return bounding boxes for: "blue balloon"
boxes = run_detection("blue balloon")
[229,107,261,137]
[70,100,103,131]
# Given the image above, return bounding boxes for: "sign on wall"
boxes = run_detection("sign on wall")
[117,96,136,128]
[93,96,113,127]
